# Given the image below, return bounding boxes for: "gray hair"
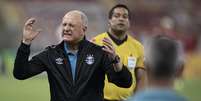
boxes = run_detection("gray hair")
[64,10,88,27]
[79,11,88,27]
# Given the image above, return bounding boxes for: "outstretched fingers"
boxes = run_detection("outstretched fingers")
[24,18,36,30]
[102,37,115,54]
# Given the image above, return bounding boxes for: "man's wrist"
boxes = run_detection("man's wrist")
[112,55,123,72]
[113,55,120,64]
[22,39,32,45]
[113,62,123,72]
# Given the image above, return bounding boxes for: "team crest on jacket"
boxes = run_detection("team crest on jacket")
[85,54,94,65]
[55,58,63,64]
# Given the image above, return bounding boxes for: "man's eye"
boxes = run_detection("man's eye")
[63,23,67,26]
[114,15,120,18]
[123,15,128,19]
[70,24,74,27]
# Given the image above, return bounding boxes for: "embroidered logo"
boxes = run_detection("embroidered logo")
[85,54,94,65]
[55,58,63,64]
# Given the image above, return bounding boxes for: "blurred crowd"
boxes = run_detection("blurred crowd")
[0,0,200,78]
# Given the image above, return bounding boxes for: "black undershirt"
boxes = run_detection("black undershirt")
[107,31,127,46]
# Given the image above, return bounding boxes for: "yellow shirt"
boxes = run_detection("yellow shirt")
[92,32,144,100]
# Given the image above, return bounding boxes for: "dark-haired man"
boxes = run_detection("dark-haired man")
[92,4,146,101]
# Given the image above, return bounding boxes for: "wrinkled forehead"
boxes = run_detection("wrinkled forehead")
[62,12,82,23]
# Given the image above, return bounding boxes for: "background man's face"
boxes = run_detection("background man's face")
[62,12,85,44]
[109,7,130,33]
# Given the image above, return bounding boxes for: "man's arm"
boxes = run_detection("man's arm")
[101,37,132,88]
[13,18,45,80]
[134,68,146,92]
[13,43,46,80]
[133,44,146,93]
[107,65,132,88]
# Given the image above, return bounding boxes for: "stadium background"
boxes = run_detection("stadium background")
[0,0,200,101]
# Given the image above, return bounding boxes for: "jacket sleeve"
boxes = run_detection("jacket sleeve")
[101,52,132,88]
[13,42,46,80]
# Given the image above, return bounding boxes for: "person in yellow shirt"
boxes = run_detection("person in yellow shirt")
[92,4,146,101]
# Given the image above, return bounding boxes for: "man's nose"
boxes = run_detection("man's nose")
[118,16,125,21]
[63,25,70,31]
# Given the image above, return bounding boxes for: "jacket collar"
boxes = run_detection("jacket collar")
[56,37,87,52]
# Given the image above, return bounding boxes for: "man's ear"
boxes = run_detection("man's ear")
[175,63,184,78]
[83,26,87,32]
[108,19,112,26]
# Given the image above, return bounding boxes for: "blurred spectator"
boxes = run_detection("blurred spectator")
[127,35,187,101]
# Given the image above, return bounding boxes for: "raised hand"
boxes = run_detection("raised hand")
[102,37,116,58]
[22,18,41,45]
[102,37,123,72]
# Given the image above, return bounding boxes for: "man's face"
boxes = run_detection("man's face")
[109,7,130,33]
[62,12,86,44]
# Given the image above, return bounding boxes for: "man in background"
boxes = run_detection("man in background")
[92,4,146,101]
[128,35,187,101]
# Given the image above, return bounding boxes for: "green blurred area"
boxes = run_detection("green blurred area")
[178,79,201,101]
[0,76,50,101]
[0,77,201,101]
[0,50,50,101]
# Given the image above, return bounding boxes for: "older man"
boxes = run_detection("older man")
[13,10,132,101]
